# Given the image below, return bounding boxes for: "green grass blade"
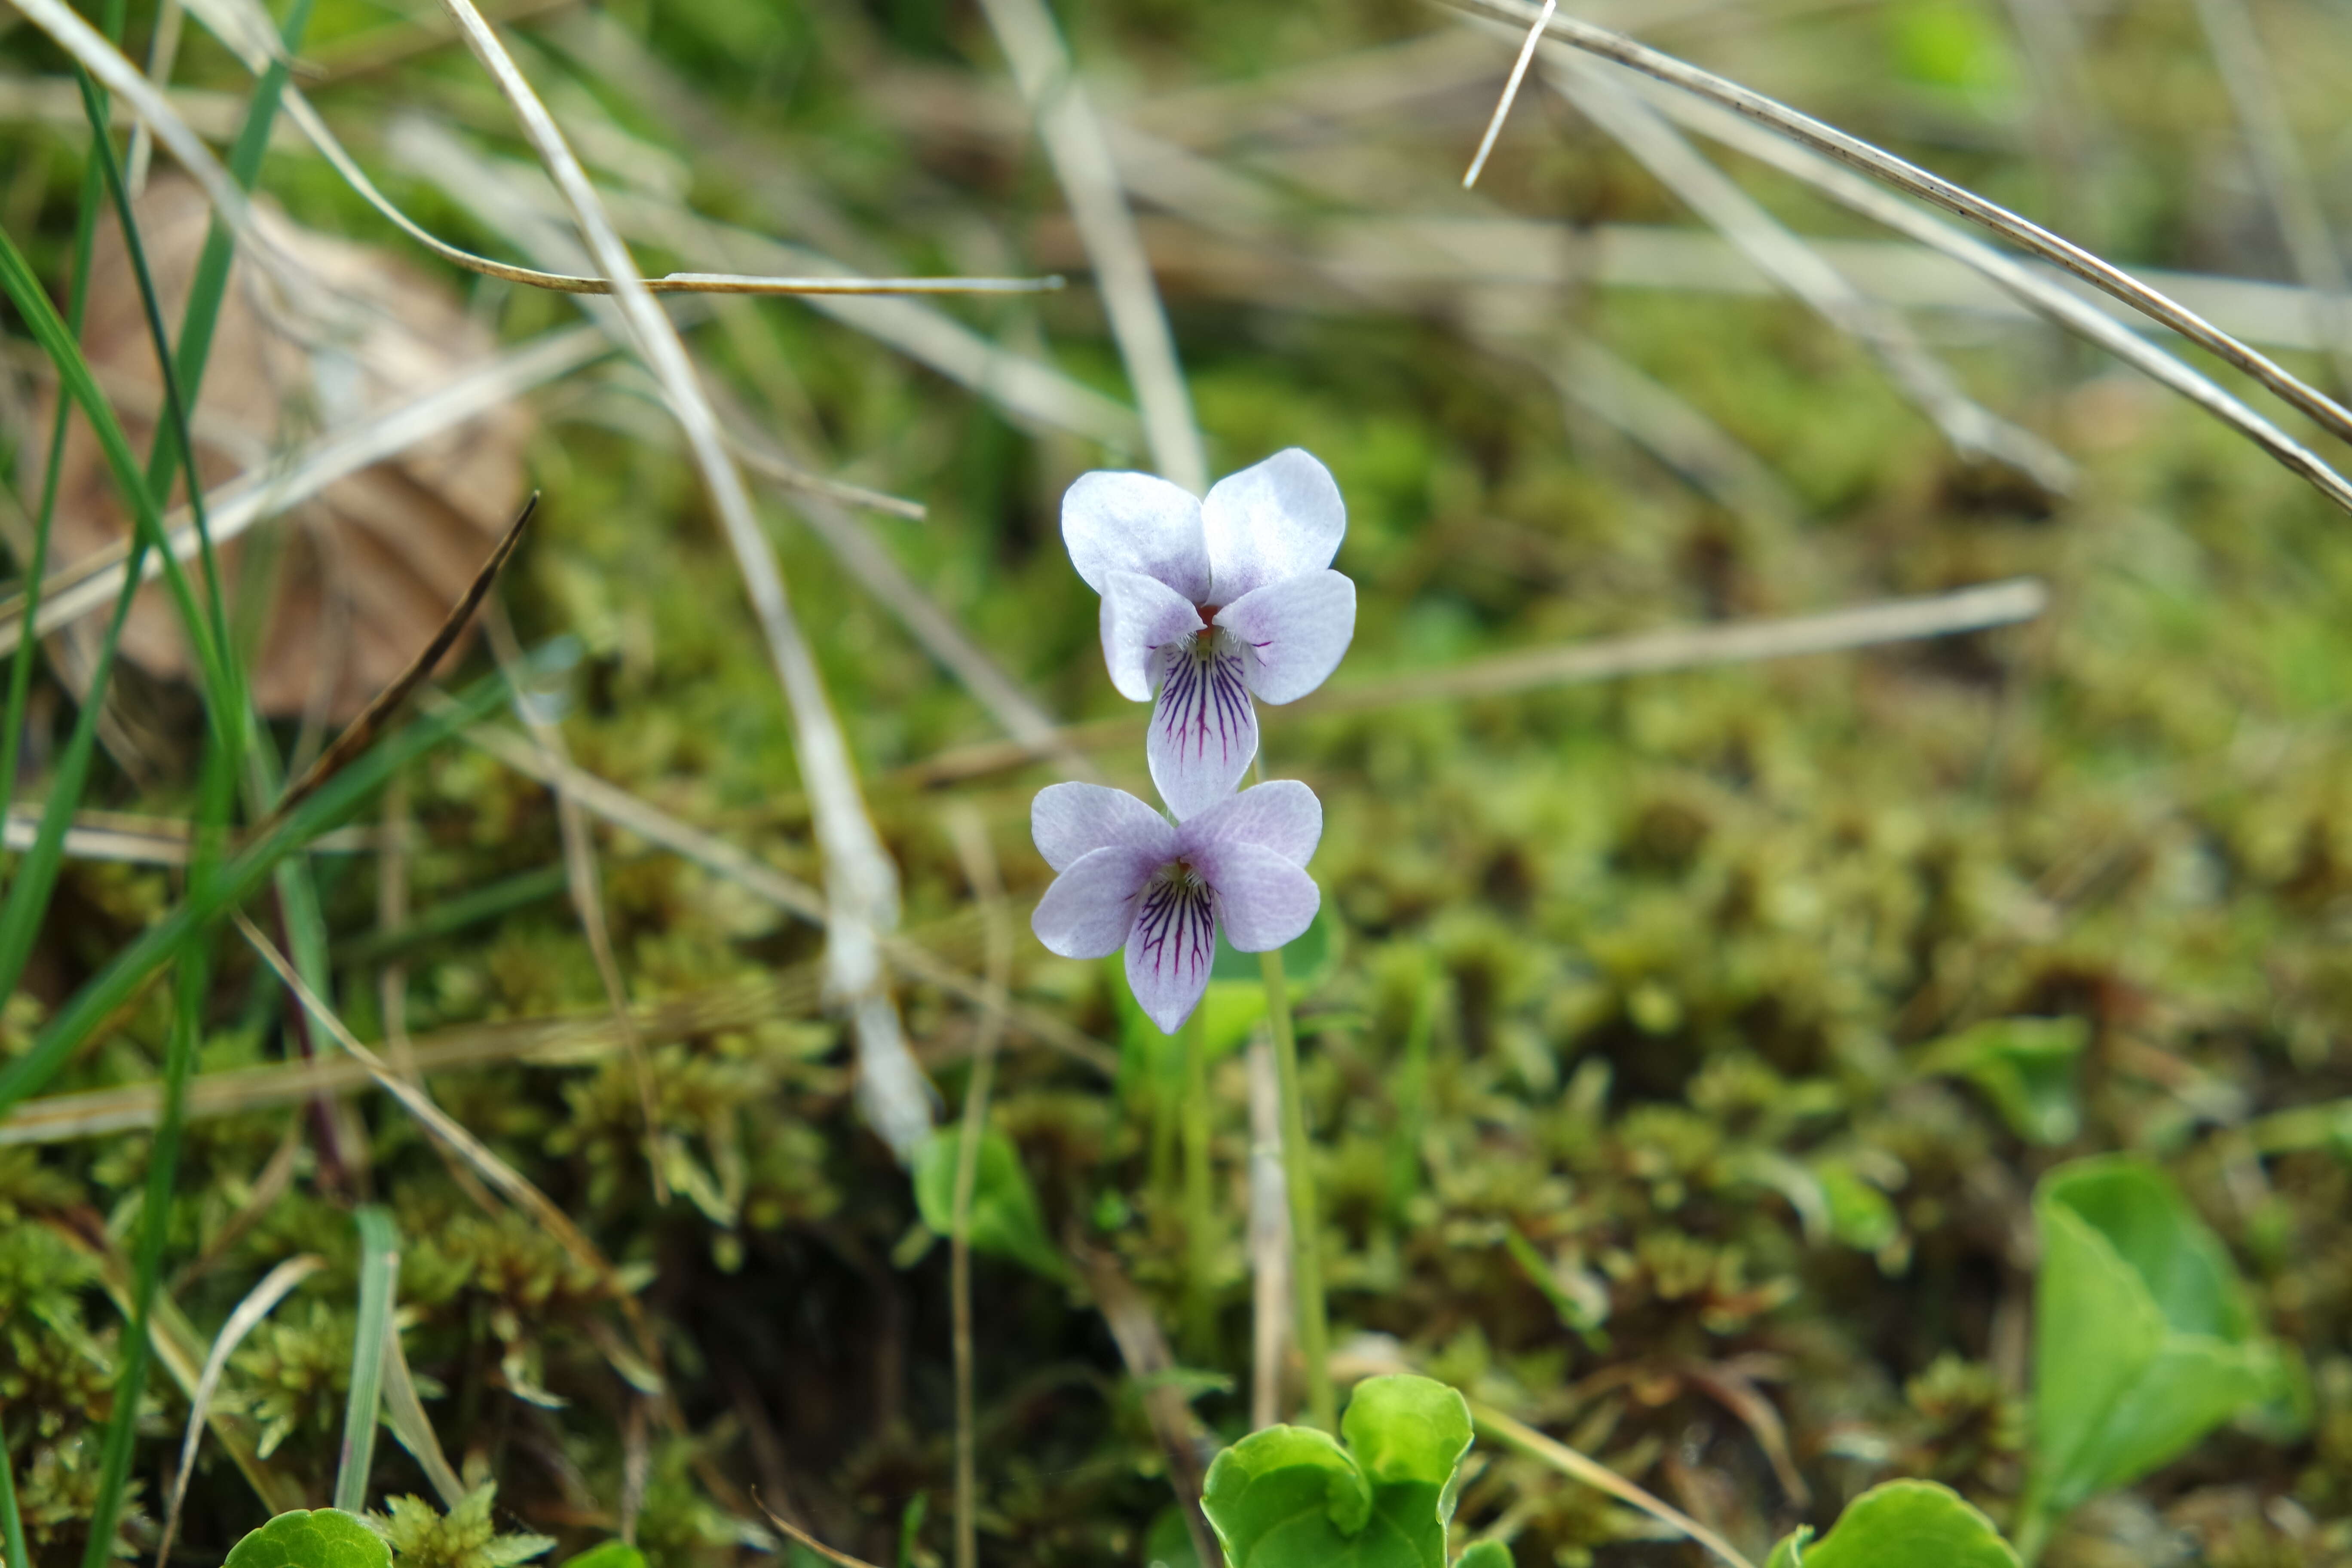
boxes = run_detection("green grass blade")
[77,931,211,1568]
[0,149,107,863]
[72,65,237,692]
[0,227,229,730]
[336,863,570,966]
[0,1437,29,1568]
[78,710,238,1568]
[0,657,527,1123]
[335,1205,400,1512]
[167,0,315,428]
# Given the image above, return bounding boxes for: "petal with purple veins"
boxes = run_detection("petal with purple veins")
[1197,841,1320,952]
[1100,572,1206,702]
[1216,570,1355,706]
[1147,637,1258,820]
[1125,870,1218,1033]
[1200,449,1345,604]
[1179,778,1322,867]
[1063,471,1212,600]
[1032,782,1178,873]
[1032,845,1161,960]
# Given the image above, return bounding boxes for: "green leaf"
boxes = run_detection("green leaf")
[1919,1017,2087,1145]
[2025,1158,2284,1531]
[223,1509,392,1568]
[911,1126,1071,1283]
[1201,1376,1477,1568]
[1201,1426,1374,1568]
[1453,1543,1513,1568]
[1764,1481,2015,1567]
[1341,1375,1474,1499]
[1813,1158,1901,1255]
[560,1543,646,1568]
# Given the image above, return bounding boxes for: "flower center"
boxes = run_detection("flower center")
[1193,603,1222,643]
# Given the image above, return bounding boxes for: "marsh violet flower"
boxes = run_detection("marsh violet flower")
[1062,450,1355,819]
[1031,778,1322,1033]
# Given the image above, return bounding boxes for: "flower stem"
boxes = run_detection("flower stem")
[1181,1004,1216,1350]
[1260,947,1334,1432]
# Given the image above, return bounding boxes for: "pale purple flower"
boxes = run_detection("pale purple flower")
[1062,450,1356,820]
[1030,778,1323,1034]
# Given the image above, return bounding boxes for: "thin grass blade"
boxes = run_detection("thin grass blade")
[334,1207,399,1512]
[153,1253,326,1568]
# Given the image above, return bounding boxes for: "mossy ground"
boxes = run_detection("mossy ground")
[5,0,2352,1563]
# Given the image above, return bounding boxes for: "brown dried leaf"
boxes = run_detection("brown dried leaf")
[34,174,529,721]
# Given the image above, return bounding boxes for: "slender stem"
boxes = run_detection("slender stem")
[1260,947,1332,1432]
[0,1419,29,1568]
[949,1063,996,1568]
[948,814,1011,1568]
[1181,1004,1214,1351]
[1387,968,1438,1222]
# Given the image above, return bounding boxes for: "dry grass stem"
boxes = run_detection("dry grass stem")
[0,804,354,864]
[233,911,669,1381]
[2187,0,2352,388]
[1544,335,1804,529]
[704,377,1079,762]
[422,0,938,1158]
[1246,1039,1290,1432]
[1547,54,2075,495]
[124,0,185,195]
[1461,0,1556,188]
[1444,0,2352,450]
[1470,1402,1758,1568]
[57,1219,307,1514]
[978,0,1206,490]
[444,711,1115,1073]
[152,1253,325,1568]
[380,1319,469,1508]
[387,117,1141,449]
[1072,1246,1222,1566]
[482,596,669,1203]
[903,578,2050,784]
[256,494,534,838]
[1633,82,2352,517]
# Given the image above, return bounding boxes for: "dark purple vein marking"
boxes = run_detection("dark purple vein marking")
[1131,868,1215,992]
[1153,632,1253,766]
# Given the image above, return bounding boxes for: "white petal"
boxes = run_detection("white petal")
[1101,571,1206,703]
[1125,873,1217,1033]
[1062,471,1212,600]
[1147,637,1258,821]
[1197,842,1320,952]
[1031,782,1177,873]
[1200,449,1345,604]
[1179,778,1322,867]
[1216,570,1355,706]
[1032,845,1159,959]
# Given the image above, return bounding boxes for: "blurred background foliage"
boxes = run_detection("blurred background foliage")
[6,0,2352,1562]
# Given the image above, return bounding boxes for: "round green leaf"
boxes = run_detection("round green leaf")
[223,1510,392,1568]
[1769,1481,2018,1568]
[561,1546,647,1568]
[1202,1426,1379,1568]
